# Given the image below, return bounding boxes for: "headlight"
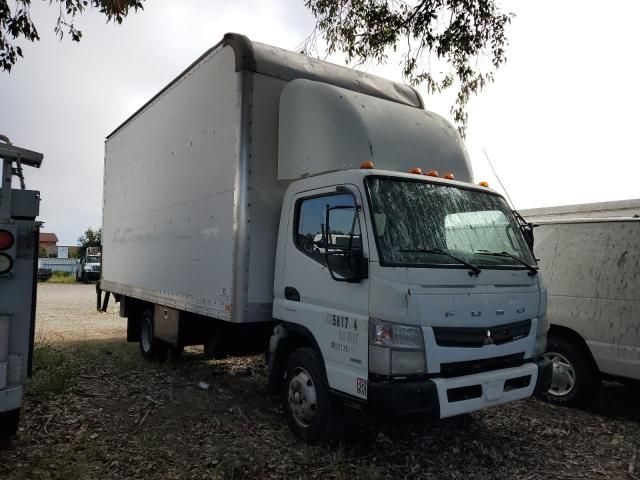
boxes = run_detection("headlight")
[369,318,425,376]
[538,286,548,317]
[371,319,423,349]
[532,332,547,358]
[532,314,549,358]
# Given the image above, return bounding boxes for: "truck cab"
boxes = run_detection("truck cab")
[78,247,101,283]
[270,167,551,441]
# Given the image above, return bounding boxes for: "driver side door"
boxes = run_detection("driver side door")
[281,186,370,400]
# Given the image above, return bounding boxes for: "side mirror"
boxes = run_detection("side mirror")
[512,210,535,252]
[326,249,368,283]
[522,225,534,251]
[324,204,368,283]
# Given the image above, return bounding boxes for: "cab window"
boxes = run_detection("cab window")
[295,193,362,266]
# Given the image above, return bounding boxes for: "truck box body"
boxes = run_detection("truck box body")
[102,34,471,324]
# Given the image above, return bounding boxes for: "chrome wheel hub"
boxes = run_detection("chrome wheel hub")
[544,351,576,396]
[287,368,318,428]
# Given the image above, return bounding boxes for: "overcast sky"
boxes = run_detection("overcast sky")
[1,1,638,244]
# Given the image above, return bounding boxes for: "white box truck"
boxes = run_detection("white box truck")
[101,33,552,443]
[523,201,640,406]
[0,136,42,439]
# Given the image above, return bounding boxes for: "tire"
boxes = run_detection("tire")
[139,309,168,360]
[282,347,342,444]
[0,409,20,440]
[542,335,600,406]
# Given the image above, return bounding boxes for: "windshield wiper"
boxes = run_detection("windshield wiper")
[399,248,481,276]
[475,250,538,275]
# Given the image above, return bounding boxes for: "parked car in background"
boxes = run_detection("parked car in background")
[523,200,640,406]
[37,267,52,281]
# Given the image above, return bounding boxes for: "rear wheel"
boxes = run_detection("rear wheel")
[542,335,599,406]
[139,309,168,360]
[0,409,20,440]
[283,347,342,444]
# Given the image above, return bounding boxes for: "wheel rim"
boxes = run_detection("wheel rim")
[287,367,318,428]
[141,318,152,353]
[544,351,576,396]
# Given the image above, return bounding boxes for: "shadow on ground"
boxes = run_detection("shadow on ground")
[0,337,638,480]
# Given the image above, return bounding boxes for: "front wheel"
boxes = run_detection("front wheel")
[139,309,168,360]
[542,335,600,406]
[283,347,342,444]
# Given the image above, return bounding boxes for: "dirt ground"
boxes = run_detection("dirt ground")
[1,283,639,479]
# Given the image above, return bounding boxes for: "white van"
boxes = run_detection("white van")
[524,202,640,405]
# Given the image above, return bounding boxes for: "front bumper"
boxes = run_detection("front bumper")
[369,357,552,418]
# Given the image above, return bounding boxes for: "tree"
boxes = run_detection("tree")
[302,0,513,135]
[77,227,101,259]
[2,0,511,135]
[0,0,143,72]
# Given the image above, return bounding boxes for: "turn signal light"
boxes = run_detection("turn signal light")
[408,167,422,174]
[479,181,489,187]
[0,230,14,250]
[0,253,12,275]
[443,172,455,180]
[425,170,439,177]
[360,161,375,169]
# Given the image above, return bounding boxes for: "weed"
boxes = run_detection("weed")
[47,271,77,284]
[29,343,80,398]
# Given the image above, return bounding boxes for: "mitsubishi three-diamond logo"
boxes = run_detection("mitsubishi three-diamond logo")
[484,329,495,345]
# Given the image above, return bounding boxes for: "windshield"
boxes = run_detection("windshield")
[366,176,536,269]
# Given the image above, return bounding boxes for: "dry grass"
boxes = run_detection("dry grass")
[0,283,638,479]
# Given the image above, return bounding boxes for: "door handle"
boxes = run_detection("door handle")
[285,286,300,302]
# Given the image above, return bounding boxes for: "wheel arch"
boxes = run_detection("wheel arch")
[548,324,599,373]
[267,322,326,396]
[124,297,152,343]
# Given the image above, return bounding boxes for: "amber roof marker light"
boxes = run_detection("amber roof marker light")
[443,172,455,180]
[478,181,490,187]
[408,167,423,174]
[425,170,439,177]
[360,161,375,169]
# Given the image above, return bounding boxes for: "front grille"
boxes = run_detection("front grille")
[440,353,525,378]
[433,319,531,348]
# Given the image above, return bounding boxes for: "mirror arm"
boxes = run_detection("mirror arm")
[324,203,366,283]
[324,205,346,282]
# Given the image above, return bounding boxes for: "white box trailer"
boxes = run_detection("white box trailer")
[522,201,640,406]
[102,33,552,443]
